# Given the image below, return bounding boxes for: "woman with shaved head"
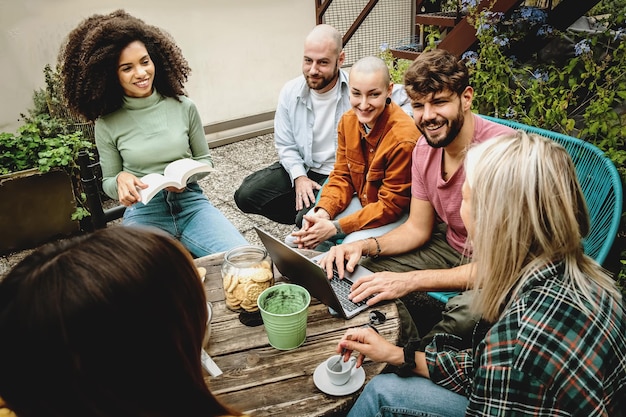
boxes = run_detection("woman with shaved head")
[291,56,419,251]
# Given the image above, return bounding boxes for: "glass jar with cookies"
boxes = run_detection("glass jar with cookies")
[221,246,274,312]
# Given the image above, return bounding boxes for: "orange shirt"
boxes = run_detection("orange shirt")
[316,102,419,234]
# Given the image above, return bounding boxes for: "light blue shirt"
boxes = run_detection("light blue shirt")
[273,69,413,185]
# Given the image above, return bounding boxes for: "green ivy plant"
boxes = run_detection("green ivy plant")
[379,45,412,84]
[0,115,92,175]
[0,65,96,221]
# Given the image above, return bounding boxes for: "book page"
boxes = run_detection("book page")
[139,159,216,204]
[139,173,180,204]
[163,158,214,184]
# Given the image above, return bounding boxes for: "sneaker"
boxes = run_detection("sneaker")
[284,232,298,248]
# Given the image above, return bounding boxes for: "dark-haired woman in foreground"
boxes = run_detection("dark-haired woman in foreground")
[0,227,247,417]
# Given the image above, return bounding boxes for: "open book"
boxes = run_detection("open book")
[139,158,215,204]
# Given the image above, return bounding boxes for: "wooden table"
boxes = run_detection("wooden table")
[195,251,401,417]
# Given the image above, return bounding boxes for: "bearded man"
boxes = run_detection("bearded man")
[235,24,410,227]
[320,49,514,350]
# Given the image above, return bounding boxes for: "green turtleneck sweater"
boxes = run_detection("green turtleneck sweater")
[95,90,213,199]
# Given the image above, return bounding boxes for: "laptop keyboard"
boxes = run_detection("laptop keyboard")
[330,270,371,312]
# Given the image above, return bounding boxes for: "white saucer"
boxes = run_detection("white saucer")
[313,361,366,396]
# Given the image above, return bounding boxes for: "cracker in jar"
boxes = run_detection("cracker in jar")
[243,280,264,305]
[226,298,241,310]
[250,268,273,283]
[232,283,246,301]
[240,297,258,312]
[225,292,241,307]
[225,273,239,293]
[223,273,232,291]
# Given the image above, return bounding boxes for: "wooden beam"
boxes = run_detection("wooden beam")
[390,48,420,61]
[342,0,380,46]
[415,12,458,28]
[315,0,332,25]
[437,0,523,56]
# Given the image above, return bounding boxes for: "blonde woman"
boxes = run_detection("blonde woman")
[336,131,626,416]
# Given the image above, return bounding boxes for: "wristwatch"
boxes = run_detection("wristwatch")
[396,339,421,377]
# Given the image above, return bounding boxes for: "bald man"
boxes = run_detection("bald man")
[290,56,419,250]
[234,24,350,227]
[235,26,412,229]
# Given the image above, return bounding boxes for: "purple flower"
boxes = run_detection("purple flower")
[380,42,389,52]
[484,11,505,24]
[461,0,479,8]
[494,36,510,47]
[477,23,492,35]
[536,25,554,37]
[505,107,517,118]
[574,39,591,56]
[518,7,547,24]
[532,69,549,82]
[462,50,478,65]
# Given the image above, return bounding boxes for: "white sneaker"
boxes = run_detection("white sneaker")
[284,232,298,248]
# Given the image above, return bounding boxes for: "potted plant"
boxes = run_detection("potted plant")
[0,65,95,254]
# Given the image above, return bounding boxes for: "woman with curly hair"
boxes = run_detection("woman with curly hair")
[0,227,247,417]
[58,10,247,256]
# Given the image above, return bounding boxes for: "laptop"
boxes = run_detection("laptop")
[254,226,374,319]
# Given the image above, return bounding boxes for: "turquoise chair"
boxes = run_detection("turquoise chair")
[427,115,624,304]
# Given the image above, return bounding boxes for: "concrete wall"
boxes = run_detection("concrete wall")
[0,0,315,140]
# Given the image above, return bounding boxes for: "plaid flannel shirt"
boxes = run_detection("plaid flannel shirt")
[426,262,626,416]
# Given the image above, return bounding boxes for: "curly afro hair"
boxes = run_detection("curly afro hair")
[58,10,191,121]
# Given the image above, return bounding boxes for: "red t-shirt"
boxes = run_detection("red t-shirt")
[411,114,515,253]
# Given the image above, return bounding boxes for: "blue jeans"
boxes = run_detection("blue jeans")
[347,373,468,417]
[123,183,248,257]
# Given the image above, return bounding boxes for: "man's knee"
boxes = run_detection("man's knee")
[233,182,254,212]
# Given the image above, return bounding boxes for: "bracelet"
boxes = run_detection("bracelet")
[368,236,381,258]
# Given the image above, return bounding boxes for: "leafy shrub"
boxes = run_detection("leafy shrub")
[459,0,625,289]
[0,115,92,175]
[461,0,626,179]
[379,43,412,84]
[0,65,96,221]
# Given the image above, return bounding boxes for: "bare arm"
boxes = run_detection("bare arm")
[320,197,435,276]
[337,327,429,378]
[349,262,476,305]
[320,196,476,305]
[362,198,435,257]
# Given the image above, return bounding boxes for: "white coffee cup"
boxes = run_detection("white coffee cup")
[325,355,357,386]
